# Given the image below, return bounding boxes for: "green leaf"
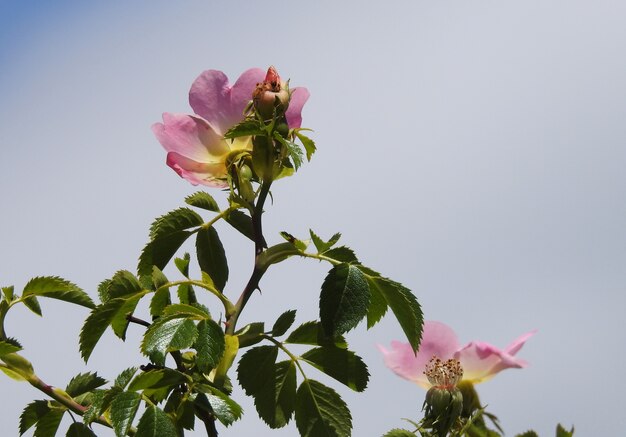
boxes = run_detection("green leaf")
[295,131,316,161]
[383,430,416,437]
[309,230,341,254]
[254,360,297,428]
[177,283,197,305]
[295,379,352,437]
[224,118,265,139]
[238,346,279,395]
[556,424,575,437]
[22,296,42,316]
[22,276,94,309]
[115,367,138,389]
[138,231,194,283]
[127,368,188,391]
[65,372,107,397]
[142,315,199,365]
[301,347,369,392]
[274,133,304,170]
[0,339,22,356]
[174,253,191,277]
[151,266,169,289]
[110,294,145,340]
[515,432,540,437]
[225,210,254,241]
[319,264,370,336]
[365,274,423,353]
[2,353,34,378]
[365,274,388,328]
[236,321,265,348]
[150,287,171,318]
[163,303,210,319]
[195,319,225,373]
[19,400,49,435]
[285,321,347,348]
[272,310,297,337]
[150,207,203,240]
[34,408,65,437]
[110,391,141,437]
[322,246,359,264]
[65,423,97,437]
[196,227,229,291]
[196,387,243,426]
[135,405,178,437]
[99,271,143,302]
[185,191,219,212]
[79,298,127,362]
[2,285,14,302]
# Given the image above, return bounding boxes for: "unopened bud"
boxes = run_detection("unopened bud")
[253,66,290,119]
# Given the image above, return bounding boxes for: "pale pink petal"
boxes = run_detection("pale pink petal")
[189,68,264,134]
[455,338,530,384]
[166,152,228,187]
[505,330,537,355]
[378,321,461,389]
[285,87,310,129]
[152,113,228,161]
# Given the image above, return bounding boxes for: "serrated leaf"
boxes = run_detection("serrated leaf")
[149,207,203,240]
[150,287,171,318]
[322,246,358,264]
[383,429,416,437]
[151,266,169,289]
[135,405,178,437]
[196,387,243,426]
[2,285,14,302]
[163,303,210,319]
[309,230,342,254]
[272,310,297,337]
[34,408,65,437]
[185,191,220,212]
[111,294,145,340]
[285,321,347,348]
[23,295,42,316]
[319,264,370,337]
[99,271,143,302]
[236,322,265,348]
[365,274,423,353]
[115,368,138,389]
[110,391,141,437]
[195,319,225,373]
[224,118,265,139]
[65,422,97,437]
[80,298,127,362]
[22,276,94,309]
[65,372,107,397]
[365,275,388,328]
[556,424,575,437]
[295,131,316,161]
[19,400,49,435]
[196,227,229,291]
[177,283,197,305]
[274,133,304,170]
[0,339,22,356]
[256,360,297,428]
[301,347,369,392]
[127,368,188,392]
[225,210,254,241]
[238,346,279,395]
[142,316,198,365]
[83,390,106,424]
[295,379,352,437]
[174,253,191,277]
[138,231,193,283]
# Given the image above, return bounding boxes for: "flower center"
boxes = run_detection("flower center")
[424,356,463,388]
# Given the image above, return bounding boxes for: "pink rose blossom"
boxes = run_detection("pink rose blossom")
[378,321,535,388]
[152,68,309,187]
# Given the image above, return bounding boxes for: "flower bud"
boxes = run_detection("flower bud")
[422,356,464,436]
[252,66,290,120]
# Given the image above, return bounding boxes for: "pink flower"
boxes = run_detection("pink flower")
[378,321,535,389]
[152,68,309,187]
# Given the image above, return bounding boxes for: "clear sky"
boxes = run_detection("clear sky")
[1,0,625,435]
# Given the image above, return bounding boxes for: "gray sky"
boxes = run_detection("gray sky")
[1,0,625,435]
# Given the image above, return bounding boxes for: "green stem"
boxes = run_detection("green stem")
[202,206,237,230]
[262,335,308,381]
[298,251,342,266]
[166,280,234,316]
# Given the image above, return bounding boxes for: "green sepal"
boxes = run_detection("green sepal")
[195,319,225,373]
[22,276,94,309]
[141,315,199,366]
[295,379,352,437]
[284,321,347,349]
[271,309,297,337]
[185,191,219,212]
[196,227,229,292]
[65,422,97,437]
[301,347,369,392]
[319,263,370,337]
[65,372,107,397]
[135,405,178,437]
[110,391,141,437]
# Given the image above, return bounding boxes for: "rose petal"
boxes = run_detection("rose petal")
[166,152,228,187]
[152,113,228,161]
[285,87,310,129]
[455,337,531,384]
[505,330,537,355]
[378,341,430,388]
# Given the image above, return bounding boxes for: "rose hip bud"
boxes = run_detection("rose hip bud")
[252,66,290,119]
